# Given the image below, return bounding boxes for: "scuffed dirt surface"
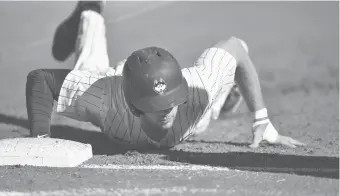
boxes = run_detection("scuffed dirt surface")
[0,165,338,196]
[0,1,338,195]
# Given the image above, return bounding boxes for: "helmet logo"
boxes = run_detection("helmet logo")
[153,78,167,95]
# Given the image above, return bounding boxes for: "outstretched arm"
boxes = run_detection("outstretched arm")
[215,37,305,148]
[216,37,265,112]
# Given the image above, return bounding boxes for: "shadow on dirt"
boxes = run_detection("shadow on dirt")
[186,139,251,147]
[1,113,338,179]
[158,149,339,179]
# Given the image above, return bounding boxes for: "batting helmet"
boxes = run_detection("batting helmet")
[122,47,188,116]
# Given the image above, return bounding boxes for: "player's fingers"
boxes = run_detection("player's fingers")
[290,138,306,146]
[282,136,306,147]
[249,135,261,148]
[249,143,260,149]
[283,141,296,148]
[276,136,296,148]
[249,132,262,149]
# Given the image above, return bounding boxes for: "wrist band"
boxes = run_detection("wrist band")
[252,118,270,128]
[255,108,268,119]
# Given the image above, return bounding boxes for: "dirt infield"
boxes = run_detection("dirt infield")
[0,1,338,195]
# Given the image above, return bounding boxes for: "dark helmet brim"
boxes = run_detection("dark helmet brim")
[131,77,189,113]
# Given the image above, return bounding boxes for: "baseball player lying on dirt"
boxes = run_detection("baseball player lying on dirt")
[25,1,305,149]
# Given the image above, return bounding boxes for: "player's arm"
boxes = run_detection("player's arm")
[215,37,306,148]
[215,37,264,112]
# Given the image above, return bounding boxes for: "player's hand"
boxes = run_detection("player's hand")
[249,119,306,149]
[272,134,306,148]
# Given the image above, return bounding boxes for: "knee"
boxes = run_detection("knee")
[27,69,45,84]
[26,69,44,97]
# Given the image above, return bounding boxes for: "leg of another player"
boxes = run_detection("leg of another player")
[74,1,111,73]
[26,69,70,137]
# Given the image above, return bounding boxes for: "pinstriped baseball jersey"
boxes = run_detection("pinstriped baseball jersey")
[56,47,237,147]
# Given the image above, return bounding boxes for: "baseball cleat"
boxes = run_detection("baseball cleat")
[52,1,106,61]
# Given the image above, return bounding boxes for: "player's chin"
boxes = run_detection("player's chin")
[159,121,175,130]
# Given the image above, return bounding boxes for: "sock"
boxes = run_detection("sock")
[74,10,109,71]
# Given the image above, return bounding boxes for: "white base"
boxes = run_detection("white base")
[0,138,93,167]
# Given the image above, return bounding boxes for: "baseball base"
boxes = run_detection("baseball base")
[0,138,93,167]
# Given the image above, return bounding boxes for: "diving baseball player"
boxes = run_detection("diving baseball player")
[25,1,305,149]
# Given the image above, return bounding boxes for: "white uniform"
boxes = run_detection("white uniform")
[56,11,237,148]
